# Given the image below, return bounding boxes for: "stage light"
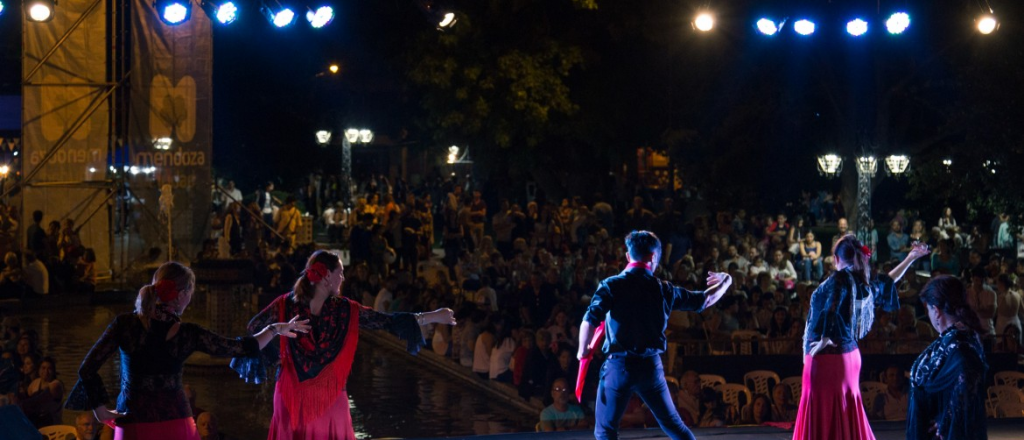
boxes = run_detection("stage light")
[977,15,998,34]
[202,0,238,25]
[886,12,910,34]
[438,11,456,28]
[756,18,779,36]
[794,19,815,36]
[847,18,868,37]
[155,0,192,25]
[315,130,332,145]
[694,13,714,32]
[262,1,295,28]
[26,0,55,22]
[0,1,5,17]
[306,5,333,28]
[0,165,9,176]
[329,64,339,74]
[358,129,373,143]
[344,129,359,143]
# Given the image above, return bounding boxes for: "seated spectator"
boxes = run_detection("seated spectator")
[888,220,910,261]
[22,252,48,296]
[75,411,114,440]
[872,365,908,421]
[675,371,701,426]
[769,250,797,290]
[519,330,555,400]
[197,411,223,440]
[894,305,934,353]
[21,356,63,427]
[539,378,586,431]
[766,306,799,354]
[740,393,773,425]
[929,239,960,275]
[74,248,97,295]
[511,329,534,386]
[697,387,730,427]
[770,383,797,422]
[0,253,25,299]
[489,317,516,383]
[798,232,823,281]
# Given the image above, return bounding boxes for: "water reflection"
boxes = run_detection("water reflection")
[19,304,535,438]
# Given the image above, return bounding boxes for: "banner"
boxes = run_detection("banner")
[22,0,111,271]
[129,0,214,260]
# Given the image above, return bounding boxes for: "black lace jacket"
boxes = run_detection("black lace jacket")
[65,309,260,424]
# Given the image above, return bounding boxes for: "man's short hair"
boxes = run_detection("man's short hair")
[625,230,661,261]
[32,210,43,223]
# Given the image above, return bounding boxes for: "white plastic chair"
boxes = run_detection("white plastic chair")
[719,383,753,417]
[731,330,763,355]
[38,425,77,440]
[860,381,886,416]
[994,371,1024,390]
[743,370,781,396]
[781,376,802,401]
[988,385,1024,418]
[699,374,726,391]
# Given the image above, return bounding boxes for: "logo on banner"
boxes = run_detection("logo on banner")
[149,75,197,143]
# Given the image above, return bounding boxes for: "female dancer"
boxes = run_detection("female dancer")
[792,235,928,440]
[907,276,987,440]
[234,250,456,439]
[66,261,310,440]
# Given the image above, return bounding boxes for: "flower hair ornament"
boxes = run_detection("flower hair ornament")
[860,245,872,258]
[155,279,179,303]
[306,262,329,284]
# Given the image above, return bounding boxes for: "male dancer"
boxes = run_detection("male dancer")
[579,230,732,440]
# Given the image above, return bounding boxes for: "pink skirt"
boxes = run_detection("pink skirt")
[792,349,875,440]
[268,385,355,440]
[114,417,199,440]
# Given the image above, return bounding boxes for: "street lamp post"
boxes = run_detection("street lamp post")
[340,128,372,206]
[855,156,878,240]
[818,152,910,239]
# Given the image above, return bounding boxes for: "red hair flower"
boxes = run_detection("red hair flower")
[155,279,178,303]
[860,245,872,258]
[306,262,329,284]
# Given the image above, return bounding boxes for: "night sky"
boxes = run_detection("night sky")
[3,0,1023,211]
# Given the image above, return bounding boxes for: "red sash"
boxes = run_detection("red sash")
[277,298,361,429]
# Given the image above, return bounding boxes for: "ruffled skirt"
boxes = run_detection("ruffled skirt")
[268,386,355,440]
[793,349,874,440]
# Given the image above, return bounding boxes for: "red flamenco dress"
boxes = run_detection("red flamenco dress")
[792,269,899,440]
[232,293,423,440]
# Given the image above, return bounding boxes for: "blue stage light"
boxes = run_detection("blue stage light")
[262,2,296,28]
[214,1,237,24]
[793,19,815,36]
[0,1,5,17]
[756,18,779,36]
[847,18,868,37]
[886,12,910,34]
[155,0,192,25]
[306,6,334,28]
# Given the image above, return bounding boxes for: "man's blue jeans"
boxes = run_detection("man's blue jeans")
[594,355,696,440]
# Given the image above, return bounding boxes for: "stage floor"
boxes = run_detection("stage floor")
[419,419,1024,440]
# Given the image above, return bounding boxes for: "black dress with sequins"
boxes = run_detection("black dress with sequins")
[907,327,988,440]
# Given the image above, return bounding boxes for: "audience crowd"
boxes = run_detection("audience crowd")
[1,170,1022,434]
[201,172,1024,430]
